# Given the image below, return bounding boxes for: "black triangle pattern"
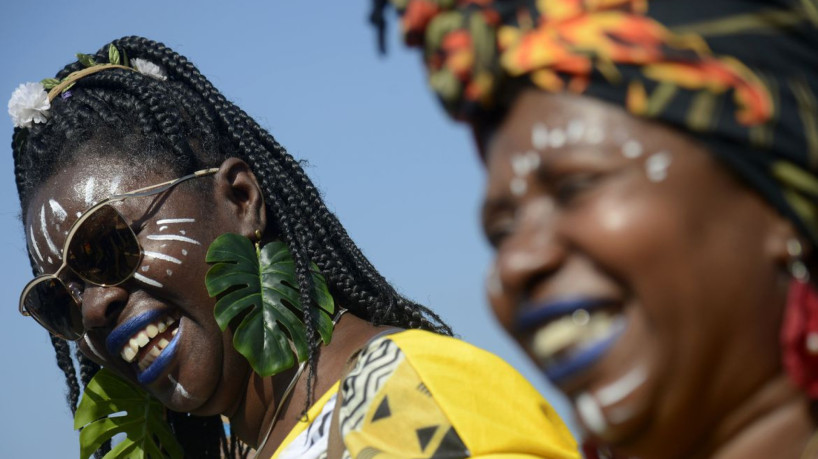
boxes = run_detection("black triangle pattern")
[416,425,439,451]
[431,426,469,458]
[371,396,391,422]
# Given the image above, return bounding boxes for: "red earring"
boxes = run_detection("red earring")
[781,240,818,397]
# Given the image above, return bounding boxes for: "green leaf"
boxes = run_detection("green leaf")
[74,369,183,459]
[76,53,97,68]
[205,233,335,377]
[108,45,121,66]
[40,78,60,90]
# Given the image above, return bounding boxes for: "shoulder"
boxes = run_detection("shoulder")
[338,329,580,458]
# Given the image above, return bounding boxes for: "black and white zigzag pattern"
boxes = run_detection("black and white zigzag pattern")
[339,337,405,436]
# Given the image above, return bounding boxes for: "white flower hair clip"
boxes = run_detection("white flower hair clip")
[8,44,168,129]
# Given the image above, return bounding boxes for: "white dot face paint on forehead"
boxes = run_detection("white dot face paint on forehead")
[621,140,644,159]
[566,119,585,143]
[532,122,549,150]
[549,127,566,148]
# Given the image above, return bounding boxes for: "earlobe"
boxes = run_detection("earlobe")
[214,158,267,240]
[765,213,808,268]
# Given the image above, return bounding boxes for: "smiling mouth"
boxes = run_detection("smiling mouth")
[516,298,626,383]
[119,315,179,370]
[106,309,182,382]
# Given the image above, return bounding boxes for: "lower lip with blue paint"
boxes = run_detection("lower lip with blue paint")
[138,323,182,385]
[515,297,626,383]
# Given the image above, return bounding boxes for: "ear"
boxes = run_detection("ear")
[213,157,267,240]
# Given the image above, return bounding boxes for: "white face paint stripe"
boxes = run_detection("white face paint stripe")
[134,273,163,288]
[159,226,168,232]
[147,235,200,245]
[48,199,67,222]
[143,251,182,264]
[156,218,195,225]
[576,392,607,436]
[40,205,62,258]
[168,375,194,400]
[83,336,106,362]
[108,176,121,194]
[29,225,44,261]
[84,177,96,206]
[594,365,648,407]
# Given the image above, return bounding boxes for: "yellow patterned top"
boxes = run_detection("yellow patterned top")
[271,329,579,459]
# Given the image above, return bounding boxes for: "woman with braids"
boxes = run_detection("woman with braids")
[9,36,579,459]
[377,0,818,457]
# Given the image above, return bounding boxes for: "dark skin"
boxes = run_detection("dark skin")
[478,89,815,458]
[25,148,390,454]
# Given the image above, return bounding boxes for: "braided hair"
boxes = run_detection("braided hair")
[12,36,452,458]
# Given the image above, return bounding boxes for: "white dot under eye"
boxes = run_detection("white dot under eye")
[141,266,150,272]
[181,249,188,256]
[166,269,173,276]
[531,123,549,150]
[179,230,186,235]
[511,154,530,176]
[510,177,527,196]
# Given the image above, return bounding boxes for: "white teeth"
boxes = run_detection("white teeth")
[121,346,137,363]
[530,309,622,363]
[117,315,179,365]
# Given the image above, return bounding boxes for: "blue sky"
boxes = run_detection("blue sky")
[0,1,573,455]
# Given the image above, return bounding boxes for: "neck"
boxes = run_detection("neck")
[227,313,394,455]
[693,375,814,459]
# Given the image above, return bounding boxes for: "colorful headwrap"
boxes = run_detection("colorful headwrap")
[377,0,818,246]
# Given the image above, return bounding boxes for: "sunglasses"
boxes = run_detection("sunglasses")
[19,168,219,341]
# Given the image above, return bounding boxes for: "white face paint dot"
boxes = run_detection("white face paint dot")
[524,151,541,171]
[47,256,53,264]
[166,269,173,276]
[141,266,150,272]
[586,126,605,145]
[159,226,168,232]
[531,123,549,150]
[76,211,82,218]
[567,119,585,143]
[645,151,672,182]
[511,153,530,176]
[549,128,566,148]
[179,230,186,235]
[510,177,528,196]
[181,249,188,256]
[621,139,643,159]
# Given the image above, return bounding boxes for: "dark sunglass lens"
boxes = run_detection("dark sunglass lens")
[67,205,141,285]
[23,278,83,340]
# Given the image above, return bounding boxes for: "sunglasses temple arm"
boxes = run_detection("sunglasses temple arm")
[108,168,219,200]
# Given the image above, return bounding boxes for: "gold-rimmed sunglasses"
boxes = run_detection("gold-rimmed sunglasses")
[19,168,219,340]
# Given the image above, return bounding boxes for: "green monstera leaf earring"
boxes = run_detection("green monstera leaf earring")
[205,233,336,377]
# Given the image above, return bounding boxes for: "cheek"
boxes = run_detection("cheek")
[134,218,208,290]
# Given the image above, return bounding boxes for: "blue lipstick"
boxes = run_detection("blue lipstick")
[516,297,625,383]
[106,309,165,355]
[137,328,181,385]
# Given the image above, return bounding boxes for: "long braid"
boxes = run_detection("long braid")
[13,36,451,458]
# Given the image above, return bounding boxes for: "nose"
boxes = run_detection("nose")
[80,284,130,331]
[488,198,567,330]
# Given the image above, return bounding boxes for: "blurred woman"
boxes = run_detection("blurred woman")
[378,0,818,457]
